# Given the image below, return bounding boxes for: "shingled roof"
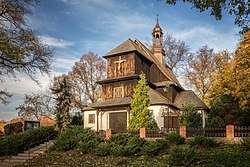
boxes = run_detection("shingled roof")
[133,39,183,89]
[104,38,153,62]
[90,88,176,109]
[174,90,209,110]
[148,87,176,106]
[91,97,132,108]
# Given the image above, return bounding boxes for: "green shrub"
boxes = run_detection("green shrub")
[165,132,185,145]
[241,137,250,150]
[52,126,101,153]
[95,142,111,156]
[187,136,219,149]
[202,144,250,167]
[111,144,139,156]
[142,140,168,156]
[108,133,132,146]
[4,122,23,135]
[168,146,197,167]
[0,126,55,156]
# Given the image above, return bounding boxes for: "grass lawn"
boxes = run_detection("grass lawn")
[16,144,250,167]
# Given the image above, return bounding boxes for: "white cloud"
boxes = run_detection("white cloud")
[173,26,239,52]
[39,35,75,48]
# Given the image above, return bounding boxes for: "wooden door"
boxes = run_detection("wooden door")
[164,116,179,128]
[109,112,127,132]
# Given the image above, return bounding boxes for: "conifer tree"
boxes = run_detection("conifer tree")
[128,74,158,130]
[51,75,71,132]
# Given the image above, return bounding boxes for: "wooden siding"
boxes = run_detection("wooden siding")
[135,54,151,80]
[101,79,137,100]
[150,64,169,83]
[107,53,135,79]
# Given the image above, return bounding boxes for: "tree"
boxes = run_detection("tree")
[128,74,158,130]
[185,46,215,105]
[207,94,250,126]
[146,33,189,74]
[17,89,54,120]
[0,90,11,105]
[68,52,106,108]
[210,29,250,109]
[0,0,53,103]
[165,0,250,32]
[180,103,202,128]
[51,75,71,132]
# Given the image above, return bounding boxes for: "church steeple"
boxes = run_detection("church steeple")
[152,18,165,65]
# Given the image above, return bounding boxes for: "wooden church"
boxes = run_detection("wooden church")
[83,20,209,132]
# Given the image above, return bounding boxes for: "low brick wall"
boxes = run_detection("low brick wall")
[105,125,249,143]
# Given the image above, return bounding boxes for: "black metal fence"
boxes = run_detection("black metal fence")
[187,127,226,137]
[234,126,250,137]
[146,128,179,138]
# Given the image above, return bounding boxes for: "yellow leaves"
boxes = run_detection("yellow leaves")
[210,30,250,109]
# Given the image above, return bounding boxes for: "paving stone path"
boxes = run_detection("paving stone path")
[0,140,54,167]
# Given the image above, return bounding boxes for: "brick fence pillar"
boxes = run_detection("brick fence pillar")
[226,125,234,140]
[140,128,146,138]
[179,126,186,138]
[106,129,112,140]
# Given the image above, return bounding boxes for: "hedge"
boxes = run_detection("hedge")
[0,126,56,156]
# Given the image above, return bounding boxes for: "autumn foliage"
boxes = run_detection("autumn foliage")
[210,30,250,110]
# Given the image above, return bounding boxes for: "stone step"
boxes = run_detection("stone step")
[10,156,32,160]
[4,159,27,163]
[33,150,45,154]
[0,162,17,167]
[18,153,40,157]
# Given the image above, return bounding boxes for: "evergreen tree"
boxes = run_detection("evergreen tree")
[128,74,158,130]
[180,103,202,128]
[51,75,71,132]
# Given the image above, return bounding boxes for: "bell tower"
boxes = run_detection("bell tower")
[152,18,165,65]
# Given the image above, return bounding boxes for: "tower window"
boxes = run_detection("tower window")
[114,86,124,98]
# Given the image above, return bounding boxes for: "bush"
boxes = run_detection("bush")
[202,144,250,167]
[142,140,168,156]
[0,126,55,156]
[4,122,23,135]
[95,142,111,156]
[52,126,101,154]
[241,137,250,150]
[111,144,140,157]
[165,132,185,145]
[168,146,197,166]
[108,133,132,146]
[187,136,219,149]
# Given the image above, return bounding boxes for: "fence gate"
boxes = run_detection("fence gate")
[164,116,179,128]
[109,112,127,132]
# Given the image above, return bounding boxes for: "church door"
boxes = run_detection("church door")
[109,112,127,132]
[164,116,179,129]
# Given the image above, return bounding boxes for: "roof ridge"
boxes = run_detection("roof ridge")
[133,39,183,89]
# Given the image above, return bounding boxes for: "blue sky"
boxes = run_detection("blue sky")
[0,0,240,121]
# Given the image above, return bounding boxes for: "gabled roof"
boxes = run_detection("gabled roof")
[174,90,209,110]
[91,97,132,109]
[90,88,176,109]
[133,39,183,89]
[104,39,153,62]
[103,37,184,89]
[148,88,176,107]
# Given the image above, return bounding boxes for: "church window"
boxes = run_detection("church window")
[114,86,124,98]
[88,114,95,124]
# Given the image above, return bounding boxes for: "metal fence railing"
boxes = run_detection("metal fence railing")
[234,126,250,137]
[187,127,226,137]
